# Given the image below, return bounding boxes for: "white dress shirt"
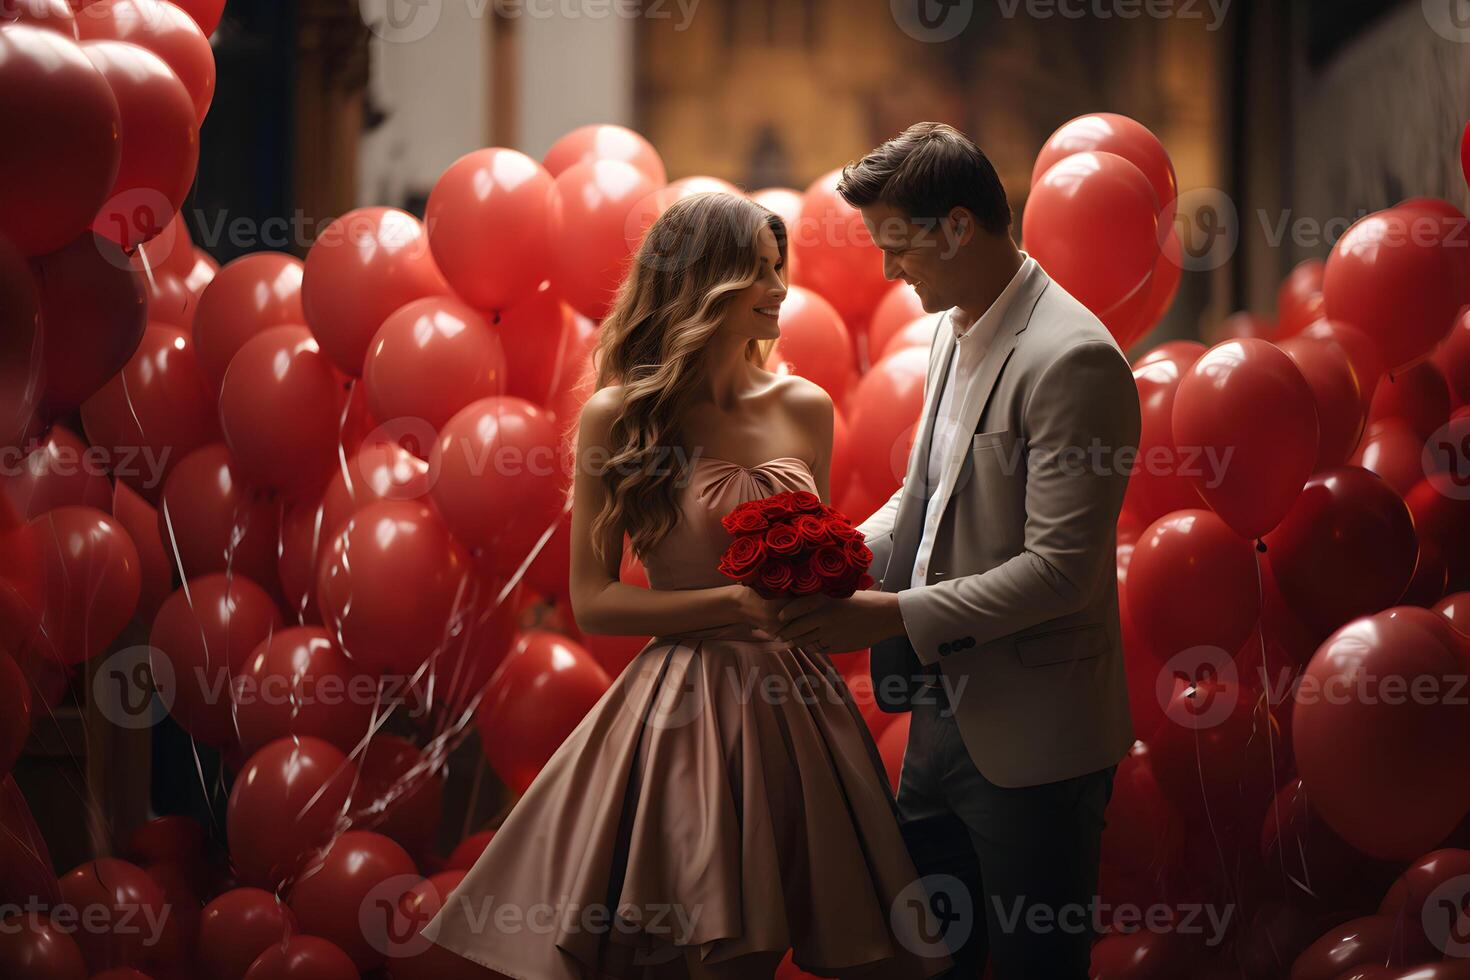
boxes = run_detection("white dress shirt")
[910,255,1036,590]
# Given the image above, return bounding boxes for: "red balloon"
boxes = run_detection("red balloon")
[847,346,927,497]
[193,252,306,391]
[302,207,448,375]
[1264,467,1417,638]
[167,0,221,34]
[0,910,87,979]
[1294,606,1470,859]
[0,25,120,257]
[1098,741,1184,908]
[287,830,416,971]
[182,245,218,294]
[29,233,147,419]
[789,167,889,326]
[75,0,215,124]
[197,888,294,980]
[1089,927,1200,979]
[549,159,662,320]
[1123,340,1207,525]
[1277,258,1325,340]
[1,0,78,34]
[79,39,198,249]
[1301,317,1385,414]
[524,504,571,600]
[227,736,357,889]
[1278,334,1367,470]
[316,441,432,547]
[0,234,42,450]
[387,870,504,979]
[219,325,344,494]
[1369,359,1451,441]
[1289,915,1404,980]
[867,283,927,363]
[475,630,610,794]
[1379,848,1470,963]
[136,210,195,281]
[543,123,666,184]
[1032,113,1177,227]
[363,295,506,435]
[1406,476,1470,593]
[233,626,374,757]
[157,443,280,591]
[765,284,852,403]
[875,712,909,794]
[1,424,112,519]
[1125,227,1182,347]
[491,284,580,407]
[1440,308,1470,407]
[351,733,444,857]
[428,396,564,560]
[411,565,518,718]
[446,830,494,870]
[1171,338,1318,539]
[241,935,358,980]
[1023,151,1159,336]
[1324,208,1462,372]
[149,572,283,747]
[105,480,172,633]
[1126,509,1260,662]
[1436,591,1470,636]
[30,505,140,665]
[426,147,554,312]
[872,315,937,364]
[82,324,220,500]
[317,500,470,676]
[1351,417,1425,496]
[57,858,169,973]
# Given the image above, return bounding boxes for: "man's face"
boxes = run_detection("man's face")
[859,201,969,313]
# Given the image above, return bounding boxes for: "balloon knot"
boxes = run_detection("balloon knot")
[1256,539,1267,553]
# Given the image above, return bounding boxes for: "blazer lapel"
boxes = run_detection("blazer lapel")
[882,322,957,594]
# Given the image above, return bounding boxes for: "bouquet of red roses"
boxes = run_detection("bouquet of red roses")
[717,490,875,598]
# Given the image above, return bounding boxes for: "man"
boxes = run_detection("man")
[777,121,1140,978]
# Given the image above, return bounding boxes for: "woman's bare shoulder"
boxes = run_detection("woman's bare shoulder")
[772,373,833,422]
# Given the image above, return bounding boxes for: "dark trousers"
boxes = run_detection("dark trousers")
[895,680,1115,979]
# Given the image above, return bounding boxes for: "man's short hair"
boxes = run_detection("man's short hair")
[837,121,1011,234]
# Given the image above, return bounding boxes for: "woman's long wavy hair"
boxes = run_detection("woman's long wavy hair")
[583,191,786,565]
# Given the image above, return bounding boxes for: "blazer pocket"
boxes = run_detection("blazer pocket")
[971,429,1009,451]
[1015,623,1109,667]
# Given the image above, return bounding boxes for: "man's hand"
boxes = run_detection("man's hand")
[775,590,906,653]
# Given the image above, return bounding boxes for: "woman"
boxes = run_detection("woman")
[427,193,949,980]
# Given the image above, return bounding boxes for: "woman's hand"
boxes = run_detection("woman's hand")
[727,584,786,637]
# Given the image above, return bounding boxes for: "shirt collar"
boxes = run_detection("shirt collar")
[948,251,1036,346]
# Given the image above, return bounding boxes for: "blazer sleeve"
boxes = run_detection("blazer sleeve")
[895,340,1141,665]
[856,485,904,585]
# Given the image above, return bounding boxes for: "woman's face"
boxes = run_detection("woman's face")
[720,224,786,342]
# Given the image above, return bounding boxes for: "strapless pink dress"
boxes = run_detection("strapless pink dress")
[426,456,951,979]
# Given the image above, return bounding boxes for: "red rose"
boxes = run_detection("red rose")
[717,534,766,581]
[824,517,860,542]
[790,559,823,595]
[761,492,798,518]
[792,514,830,547]
[764,523,803,557]
[821,569,875,598]
[756,559,794,596]
[790,491,822,514]
[721,507,770,534]
[843,537,873,569]
[811,545,850,581]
